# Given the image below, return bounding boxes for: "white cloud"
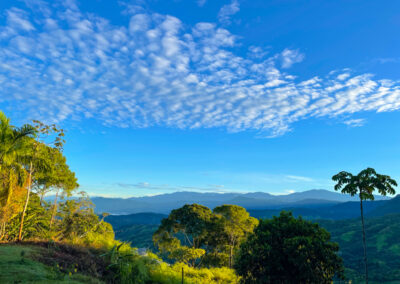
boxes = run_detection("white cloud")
[6,8,35,31]
[281,49,305,68]
[218,0,240,25]
[0,1,400,137]
[116,182,228,193]
[286,175,314,182]
[344,118,366,127]
[248,45,269,59]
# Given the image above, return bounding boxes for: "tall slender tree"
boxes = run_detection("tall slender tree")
[332,168,397,284]
[0,112,36,239]
[18,121,65,241]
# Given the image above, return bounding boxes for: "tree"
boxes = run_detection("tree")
[37,147,78,229]
[213,205,258,268]
[153,204,214,266]
[57,192,115,247]
[6,192,50,240]
[332,168,397,284]
[235,211,344,283]
[0,111,36,239]
[18,120,65,241]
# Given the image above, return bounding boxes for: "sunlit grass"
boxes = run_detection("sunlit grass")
[0,244,102,283]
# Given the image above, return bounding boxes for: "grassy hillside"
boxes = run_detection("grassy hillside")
[0,244,102,283]
[0,242,238,284]
[319,214,400,282]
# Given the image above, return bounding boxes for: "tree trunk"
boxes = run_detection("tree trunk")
[229,245,233,268]
[0,222,5,241]
[18,161,33,241]
[39,189,45,205]
[5,172,14,206]
[49,189,59,229]
[360,196,369,284]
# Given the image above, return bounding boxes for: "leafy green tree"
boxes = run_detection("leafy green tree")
[6,192,51,240]
[332,168,397,284]
[18,120,65,241]
[213,205,258,268]
[153,204,214,266]
[235,211,344,283]
[36,147,78,229]
[0,111,36,239]
[57,192,114,246]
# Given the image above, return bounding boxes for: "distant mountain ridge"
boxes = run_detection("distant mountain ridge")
[90,189,390,215]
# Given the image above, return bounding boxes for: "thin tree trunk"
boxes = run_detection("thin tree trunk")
[0,222,5,241]
[40,189,45,206]
[5,172,14,206]
[229,245,233,268]
[18,161,32,241]
[49,189,59,229]
[360,197,369,284]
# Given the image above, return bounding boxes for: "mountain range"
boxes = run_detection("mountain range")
[104,195,400,254]
[91,189,390,215]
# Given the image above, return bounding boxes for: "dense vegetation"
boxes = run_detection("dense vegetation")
[153,204,258,268]
[0,112,240,283]
[1,111,395,283]
[235,211,344,283]
[109,210,400,282]
[320,214,400,282]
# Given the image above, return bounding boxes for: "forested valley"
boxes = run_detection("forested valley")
[1,111,398,283]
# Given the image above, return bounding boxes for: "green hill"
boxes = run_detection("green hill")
[319,214,400,282]
[115,224,159,249]
[368,195,400,217]
[0,244,103,283]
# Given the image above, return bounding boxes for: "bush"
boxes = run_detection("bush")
[150,262,239,284]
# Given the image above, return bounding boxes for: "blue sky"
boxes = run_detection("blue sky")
[1,0,400,197]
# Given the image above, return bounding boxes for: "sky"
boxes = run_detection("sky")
[1,0,400,197]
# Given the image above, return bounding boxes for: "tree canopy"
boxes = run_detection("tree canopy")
[153,203,258,268]
[234,211,344,284]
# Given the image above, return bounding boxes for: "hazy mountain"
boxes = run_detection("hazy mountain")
[104,212,167,229]
[369,194,400,217]
[90,189,390,215]
[249,200,386,220]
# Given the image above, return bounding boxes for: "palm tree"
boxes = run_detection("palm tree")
[0,112,36,168]
[332,168,397,284]
[0,111,36,239]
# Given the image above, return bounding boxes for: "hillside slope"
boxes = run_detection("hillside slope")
[0,244,102,283]
[369,195,400,217]
[319,214,400,282]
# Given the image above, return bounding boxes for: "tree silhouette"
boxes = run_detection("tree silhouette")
[235,211,344,283]
[332,168,397,283]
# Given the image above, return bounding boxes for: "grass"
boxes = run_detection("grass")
[0,244,103,283]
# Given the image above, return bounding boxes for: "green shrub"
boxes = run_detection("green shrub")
[150,262,239,284]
